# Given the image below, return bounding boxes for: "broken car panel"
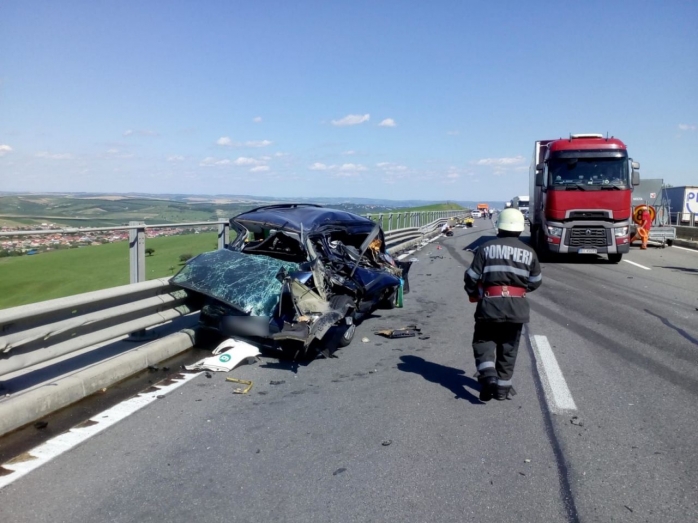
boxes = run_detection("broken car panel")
[172,204,411,355]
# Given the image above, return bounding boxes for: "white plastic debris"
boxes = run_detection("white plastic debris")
[185,338,261,373]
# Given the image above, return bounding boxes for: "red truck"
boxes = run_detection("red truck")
[528,134,640,263]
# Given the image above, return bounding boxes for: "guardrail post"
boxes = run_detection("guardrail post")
[388,213,393,231]
[129,221,146,284]
[217,222,229,249]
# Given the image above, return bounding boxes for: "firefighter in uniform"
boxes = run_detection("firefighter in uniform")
[464,208,542,401]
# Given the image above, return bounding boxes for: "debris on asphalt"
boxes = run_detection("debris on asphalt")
[34,421,48,430]
[624,505,633,513]
[148,365,159,372]
[369,369,377,374]
[270,380,286,385]
[185,339,261,373]
[361,337,370,343]
[524,459,531,463]
[333,467,347,476]
[382,440,392,446]
[570,416,584,426]
[375,325,421,339]
[418,336,430,340]
[205,372,212,379]
[157,395,166,399]
[426,273,432,276]
[226,377,253,394]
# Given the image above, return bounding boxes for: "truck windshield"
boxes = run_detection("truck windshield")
[548,157,629,189]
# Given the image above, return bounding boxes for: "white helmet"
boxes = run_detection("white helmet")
[505,201,512,208]
[496,208,525,232]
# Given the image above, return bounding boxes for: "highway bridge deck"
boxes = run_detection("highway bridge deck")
[1,221,697,522]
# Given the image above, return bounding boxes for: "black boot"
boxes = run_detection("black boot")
[478,376,498,402]
[495,385,517,401]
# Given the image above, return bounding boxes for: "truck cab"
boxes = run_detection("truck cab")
[529,134,640,263]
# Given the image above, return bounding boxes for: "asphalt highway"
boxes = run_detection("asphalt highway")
[1,221,697,522]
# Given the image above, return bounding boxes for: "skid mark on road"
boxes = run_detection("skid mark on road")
[0,372,200,491]
[530,335,577,414]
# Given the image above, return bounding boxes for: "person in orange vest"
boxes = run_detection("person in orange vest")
[631,206,652,249]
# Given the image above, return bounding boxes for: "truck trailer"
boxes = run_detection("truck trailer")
[529,134,640,263]
[664,186,698,225]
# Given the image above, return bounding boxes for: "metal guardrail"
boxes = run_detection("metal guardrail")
[0,278,195,380]
[671,212,697,227]
[366,210,464,231]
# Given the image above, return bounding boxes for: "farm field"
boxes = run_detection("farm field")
[0,232,218,309]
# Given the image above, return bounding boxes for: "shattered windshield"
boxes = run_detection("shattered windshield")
[548,157,629,188]
[171,249,299,317]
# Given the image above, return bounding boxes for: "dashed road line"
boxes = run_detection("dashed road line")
[530,335,577,414]
[0,372,201,490]
[623,259,651,270]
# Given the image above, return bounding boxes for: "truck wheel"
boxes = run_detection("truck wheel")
[608,253,622,264]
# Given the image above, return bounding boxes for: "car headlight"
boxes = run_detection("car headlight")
[614,226,628,237]
[547,226,563,237]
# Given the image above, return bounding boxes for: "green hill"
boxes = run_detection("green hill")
[0,232,219,309]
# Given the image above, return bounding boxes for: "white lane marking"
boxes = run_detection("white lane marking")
[530,335,577,414]
[672,245,698,254]
[0,372,201,490]
[623,259,651,270]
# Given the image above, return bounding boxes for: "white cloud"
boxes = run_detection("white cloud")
[376,162,407,171]
[167,155,185,162]
[339,163,367,172]
[678,123,696,131]
[123,129,133,137]
[474,155,526,166]
[216,137,273,148]
[309,162,330,171]
[331,114,370,126]
[245,140,272,148]
[378,118,397,127]
[446,172,460,179]
[253,116,263,123]
[0,144,13,157]
[200,156,232,167]
[273,152,289,157]
[36,151,74,160]
[106,148,120,154]
[447,130,459,136]
[233,156,262,166]
[250,165,270,172]
[342,150,356,155]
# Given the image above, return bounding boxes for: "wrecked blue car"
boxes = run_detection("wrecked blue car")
[172,204,410,357]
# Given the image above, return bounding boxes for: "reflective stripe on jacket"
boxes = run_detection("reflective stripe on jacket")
[464,237,542,323]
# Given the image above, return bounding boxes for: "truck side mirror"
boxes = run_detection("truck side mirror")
[535,171,545,187]
[536,163,544,172]
[632,170,640,186]
[631,161,640,170]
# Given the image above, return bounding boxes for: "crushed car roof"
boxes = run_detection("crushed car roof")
[231,204,375,234]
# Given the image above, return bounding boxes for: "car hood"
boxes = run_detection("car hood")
[171,250,299,317]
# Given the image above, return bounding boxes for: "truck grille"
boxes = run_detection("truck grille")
[568,227,609,247]
[568,211,610,220]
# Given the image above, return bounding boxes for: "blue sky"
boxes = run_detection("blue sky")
[1,0,696,201]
